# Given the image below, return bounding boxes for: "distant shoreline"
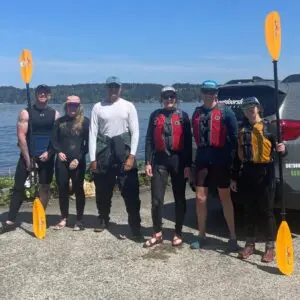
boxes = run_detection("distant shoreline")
[0,100,198,105]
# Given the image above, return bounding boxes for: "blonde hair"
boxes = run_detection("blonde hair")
[62,103,85,135]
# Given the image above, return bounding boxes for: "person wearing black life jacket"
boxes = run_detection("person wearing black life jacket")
[50,96,89,231]
[1,84,60,234]
[89,76,142,241]
[190,80,239,251]
[230,97,286,263]
[143,86,192,247]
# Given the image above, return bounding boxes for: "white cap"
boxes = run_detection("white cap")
[161,85,177,94]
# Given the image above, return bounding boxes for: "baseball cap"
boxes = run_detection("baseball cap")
[242,96,261,107]
[106,76,121,86]
[161,85,177,94]
[35,84,51,94]
[201,80,219,91]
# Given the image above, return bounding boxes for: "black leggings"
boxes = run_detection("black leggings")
[8,155,54,222]
[239,163,276,244]
[55,159,86,220]
[93,167,141,232]
[151,153,187,235]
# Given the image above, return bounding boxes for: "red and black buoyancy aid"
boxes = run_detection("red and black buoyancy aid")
[192,104,227,148]
[153,109,184,153]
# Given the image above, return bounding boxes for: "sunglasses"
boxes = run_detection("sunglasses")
[37,89,50,95]
[66,102,80,109]
[162,94,176,100]
[201,89,217,95]
[242,104,256,111]
[107,84,121,88]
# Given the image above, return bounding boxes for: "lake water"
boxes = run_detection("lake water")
[0,102,197,175]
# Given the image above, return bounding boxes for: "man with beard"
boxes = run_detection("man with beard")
[89,76,142,241]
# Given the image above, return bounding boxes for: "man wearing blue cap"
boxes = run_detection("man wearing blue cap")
[190,80,239,251]
[89,76,142,240]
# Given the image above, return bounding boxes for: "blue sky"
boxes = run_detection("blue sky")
[1,0,300,88]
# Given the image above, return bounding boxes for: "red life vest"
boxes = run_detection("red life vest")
[192,104,227,148]
[153,109,184,153]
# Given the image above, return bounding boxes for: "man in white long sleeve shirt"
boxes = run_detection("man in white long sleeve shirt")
[89,76,142,240]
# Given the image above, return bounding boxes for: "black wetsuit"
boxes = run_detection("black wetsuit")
[145,108,192,235]
[51,115,89,221]
[8,104,56,222]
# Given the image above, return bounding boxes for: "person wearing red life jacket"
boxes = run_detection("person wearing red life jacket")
[143,86,192,247]
[190,80,239,252]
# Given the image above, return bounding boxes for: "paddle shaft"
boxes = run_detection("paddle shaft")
[26,83,33,157]
[273,60,285,219]
[26,83,37,187]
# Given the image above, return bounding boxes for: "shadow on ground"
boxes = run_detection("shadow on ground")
[162,192,300,243]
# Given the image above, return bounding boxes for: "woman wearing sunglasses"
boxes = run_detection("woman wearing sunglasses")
[230,96,286,262]
[51,96,90,231]
[143,86,192,247]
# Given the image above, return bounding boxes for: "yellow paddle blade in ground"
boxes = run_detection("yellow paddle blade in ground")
[265,11,281,61]
[20,49,33,84]
[276,220,294,275]
[32,197,47,239]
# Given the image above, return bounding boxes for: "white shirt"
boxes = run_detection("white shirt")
[89,97,139,161]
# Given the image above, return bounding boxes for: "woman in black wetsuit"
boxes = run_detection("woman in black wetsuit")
[51,96,89,231]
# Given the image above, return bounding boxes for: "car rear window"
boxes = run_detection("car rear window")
[217,85,286,120]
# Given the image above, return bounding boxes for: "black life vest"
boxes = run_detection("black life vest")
[192,104,227,148]
[26,104,56,157]
[153,109,184,153]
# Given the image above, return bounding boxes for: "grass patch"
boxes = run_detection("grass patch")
[0,176,14,189]
[0,161,150,205]
[0,176,14,206]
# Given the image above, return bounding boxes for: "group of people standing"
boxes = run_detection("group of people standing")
[0,77,286,263]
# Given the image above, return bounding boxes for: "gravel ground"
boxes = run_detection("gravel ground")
[0,186,299,300]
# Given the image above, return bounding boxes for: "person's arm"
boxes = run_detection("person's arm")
[55,110,60,120]
[268,129,288,158]
[51,119,62,154]
[231,144,242,182]
[145,111,155,165]
[42,110,61,160]
[182,112,192,167]
[17,109,30,168]
[127,102,139,157]
[77,117,90,161]
[48,110,61,157]
[89,105,99,163]
[225,107,238,160]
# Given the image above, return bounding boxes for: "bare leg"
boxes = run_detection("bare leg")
[190,186,209,249]
[218,187,236,239]
[195,186,209,237]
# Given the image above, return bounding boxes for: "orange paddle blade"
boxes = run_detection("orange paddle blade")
[20,49,33,84]
[32,197,47,239]
[265,11,281,61]
[276,220,294,275]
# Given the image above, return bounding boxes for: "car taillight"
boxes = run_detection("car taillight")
[272,119,300,141]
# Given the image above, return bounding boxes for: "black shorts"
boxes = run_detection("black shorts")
[195,164,230,189]
[14,155,55,189]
